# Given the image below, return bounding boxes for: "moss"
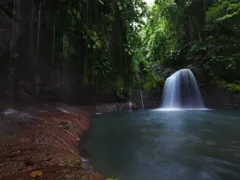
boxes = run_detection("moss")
[58,121,71,130]
[216,79,240,93]
[143,77,165,92]
[226,83,240,93]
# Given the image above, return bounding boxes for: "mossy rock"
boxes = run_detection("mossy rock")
[58,121,71,130]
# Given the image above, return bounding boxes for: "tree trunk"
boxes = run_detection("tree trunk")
[193,16,202,42]
[0,52,10,100]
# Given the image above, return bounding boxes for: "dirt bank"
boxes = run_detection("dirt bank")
[0,102,105,180]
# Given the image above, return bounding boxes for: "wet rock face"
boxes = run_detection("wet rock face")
[0,9,16,54]
[95,102,139,113]
[0,0,55,55]
[200,86,240,109]
[0,0,35,55]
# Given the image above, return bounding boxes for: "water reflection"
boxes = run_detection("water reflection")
[85,110,240,180]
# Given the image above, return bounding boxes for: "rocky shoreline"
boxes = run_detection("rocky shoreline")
[0,102,117,180]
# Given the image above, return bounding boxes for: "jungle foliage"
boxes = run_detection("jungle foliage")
[0,0,239,104]
[137,0,240,92]
[52,0,147,97]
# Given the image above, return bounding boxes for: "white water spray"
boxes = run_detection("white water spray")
[160,69,205,110]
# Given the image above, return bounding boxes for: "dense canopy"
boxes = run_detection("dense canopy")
[0,0,239,104]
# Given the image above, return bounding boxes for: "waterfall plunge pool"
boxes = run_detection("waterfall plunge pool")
[154,108,210,111]
[85,110,240,180]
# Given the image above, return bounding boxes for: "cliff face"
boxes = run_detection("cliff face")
[0,1,121,104]
[0,9,15,54]
[0,0,55,100]
[200,86,240,109]
[0,1,17,97]
[0,1,35,99]
[0,0,37,54]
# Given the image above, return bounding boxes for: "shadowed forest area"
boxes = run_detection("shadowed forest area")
[0,0,239,107]
[0,0,146,105]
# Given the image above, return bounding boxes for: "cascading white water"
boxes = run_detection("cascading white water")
[136,72,144,109]
[161,69,205,110]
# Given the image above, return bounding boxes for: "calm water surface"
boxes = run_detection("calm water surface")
[85,110,240,180]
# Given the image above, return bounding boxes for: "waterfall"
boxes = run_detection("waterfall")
[136,73,144,109]
[161,69,205,110]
